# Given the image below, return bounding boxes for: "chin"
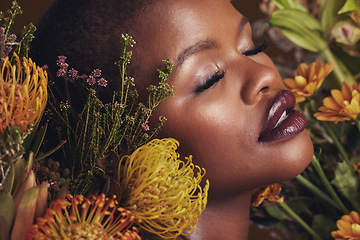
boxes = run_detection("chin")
[273,130,314,182]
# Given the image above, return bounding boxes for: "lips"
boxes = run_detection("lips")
[258,90,307,142]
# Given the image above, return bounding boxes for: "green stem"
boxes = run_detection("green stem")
[295,175,339,210]
[321,47,355,87]
[278,202,322,240]
[320,0,325,10]
[309,99,318,113]
[322,122,352,167]
[357,120,360,133]
[312,155,349,214]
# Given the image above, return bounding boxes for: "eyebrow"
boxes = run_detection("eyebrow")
[172,16,249,73]
[173,40,216,73]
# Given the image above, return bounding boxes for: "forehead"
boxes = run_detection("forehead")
[131,0,243,84]
[145,0,242,54]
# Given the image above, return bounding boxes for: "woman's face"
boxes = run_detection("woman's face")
[132,0,313,198]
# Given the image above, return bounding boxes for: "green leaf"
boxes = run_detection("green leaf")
[0,192,14,240]
[34,140,66,162]
[272,0,307,11]
[312,214,337,239]
[26,152,34,172]
[22,121,40,151]
[13,171,36,216]
[287,197,313,214]
[34,182,48,219]
[332,161,359,207]
[11,187,39,240]
[321,0,347,34]
[2,164,15,192]
[265,204,287,220]
[30,123,47,157]
[338,0,360,14]
[12,157,26,194]
[330,45,360,76]
[269,9,327,52]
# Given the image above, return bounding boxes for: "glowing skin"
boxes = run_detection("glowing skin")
[126,0,314,239]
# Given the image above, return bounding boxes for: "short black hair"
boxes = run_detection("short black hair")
[31,0,154,101]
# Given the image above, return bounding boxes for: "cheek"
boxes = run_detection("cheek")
[154,89,313,196]
[162,103,256,191]
[157,95,244,155]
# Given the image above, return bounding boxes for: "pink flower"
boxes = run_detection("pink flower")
[56,68,67,77]
[141,123,150,131]
[91,69,102,77]
[68,68,78,78]
[56,55,67,65]
[87,75,96,85]
[97,77,107,87]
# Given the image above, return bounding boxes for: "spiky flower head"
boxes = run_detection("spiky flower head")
[284,60,333,103]
[27,193,141,240]
[0,52,48,134]
[118,138,209,239]
[314,82,360,123]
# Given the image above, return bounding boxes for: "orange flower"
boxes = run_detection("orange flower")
[0,53,48,134]
[332,211,360,240]
[354,162,360,176]
[284,60,333,103]
[251,183,284,207]
[27,193,141,240]
[314,82,360,123]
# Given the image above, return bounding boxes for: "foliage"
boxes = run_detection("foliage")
[46,34,173,195]
[0,1,36,62]
[0,2,182,240]
[252,0,360,239]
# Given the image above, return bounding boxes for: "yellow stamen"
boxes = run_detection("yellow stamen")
[294,75,307,88]
[118,138,209,239]
[352,223,360,234]
[0,53,48,134]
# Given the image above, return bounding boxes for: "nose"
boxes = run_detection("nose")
[239,56,281,105]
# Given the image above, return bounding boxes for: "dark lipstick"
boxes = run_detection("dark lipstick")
[258,90,307,142]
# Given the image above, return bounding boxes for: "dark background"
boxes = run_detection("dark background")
[0,0,266,34]
[0,1,289,239]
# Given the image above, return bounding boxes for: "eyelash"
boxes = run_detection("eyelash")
[195,40,269,93]
[195,70,225,93]
[243,40,269,56]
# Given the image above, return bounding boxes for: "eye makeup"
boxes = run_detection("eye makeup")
[194,40,269,94]
[243,40,269,56]
[195,70,225,93]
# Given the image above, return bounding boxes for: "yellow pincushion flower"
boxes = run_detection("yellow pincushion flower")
[118,138,209,239]
[314,82,360,123]
[284,60,333,103]
[332,211,360,240]
[0,53,47,134]
[27,193,141,240]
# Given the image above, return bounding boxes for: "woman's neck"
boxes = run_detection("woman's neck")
[186,190,252,240]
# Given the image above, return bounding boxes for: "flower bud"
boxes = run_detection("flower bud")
[331,19,360,46]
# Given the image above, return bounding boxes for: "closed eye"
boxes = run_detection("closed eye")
[243,40,269,56]
[195,70,225,93]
